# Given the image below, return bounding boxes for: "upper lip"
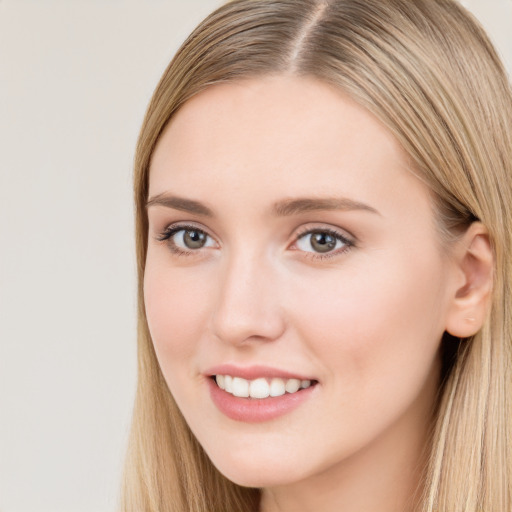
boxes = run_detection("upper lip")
[204,364,317,382]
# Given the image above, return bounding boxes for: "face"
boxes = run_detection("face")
[144,76,457,490]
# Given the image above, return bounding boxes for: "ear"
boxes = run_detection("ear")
[445,222,494,338]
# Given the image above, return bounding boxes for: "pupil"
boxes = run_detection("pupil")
[184,230,206,249]
[311,232,336,253]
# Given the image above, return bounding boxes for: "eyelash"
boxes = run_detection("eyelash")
[156,223,354,261]
[294,227,354,260]
[156,224,208,257]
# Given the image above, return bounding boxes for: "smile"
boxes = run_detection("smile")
[208,376,318,422]
[215,375,314,399]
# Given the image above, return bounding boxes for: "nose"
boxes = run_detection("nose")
[210,250,286,346]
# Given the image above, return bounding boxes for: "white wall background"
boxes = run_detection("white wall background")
[0,1,510,511]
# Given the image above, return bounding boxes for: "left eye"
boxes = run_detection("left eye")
[295,230,349,254]
[175,229,212,249]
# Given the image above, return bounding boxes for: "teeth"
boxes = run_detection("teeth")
[270,378,285,397]
[250,378,270,399]
[224,375,233,393]
[232,377,249,397]
[301,380,311,389]
[215,375,313,399]
[285,379,301,393]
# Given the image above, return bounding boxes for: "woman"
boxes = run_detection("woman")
[121,1,512,511]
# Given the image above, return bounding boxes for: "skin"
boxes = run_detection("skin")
[144,75,473,512]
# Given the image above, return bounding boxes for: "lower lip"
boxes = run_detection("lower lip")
[207,378,317,423]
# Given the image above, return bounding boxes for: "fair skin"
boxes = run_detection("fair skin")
[144,75,492,512]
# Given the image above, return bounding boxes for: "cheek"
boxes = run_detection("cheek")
[143,257,212,377]
[288,249,447,399]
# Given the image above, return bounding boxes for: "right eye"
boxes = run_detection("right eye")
[157,225,217,255]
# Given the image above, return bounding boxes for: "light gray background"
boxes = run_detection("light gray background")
[0,1,510,511]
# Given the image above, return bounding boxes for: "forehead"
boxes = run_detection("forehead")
[149,75,431,223]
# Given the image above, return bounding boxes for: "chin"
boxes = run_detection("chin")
[217,465,300,488]
[207,448,311,488]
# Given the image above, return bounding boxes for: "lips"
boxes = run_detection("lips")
[205,364,317,382]
[205,365,319,422]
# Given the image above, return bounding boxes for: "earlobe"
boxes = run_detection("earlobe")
[445,222,494,338]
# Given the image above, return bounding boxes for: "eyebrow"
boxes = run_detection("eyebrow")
[146,193,380,217]
[272,197,380,217]
[146,193,214,216]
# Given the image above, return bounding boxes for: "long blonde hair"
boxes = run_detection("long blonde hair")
[121,1,512,510]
